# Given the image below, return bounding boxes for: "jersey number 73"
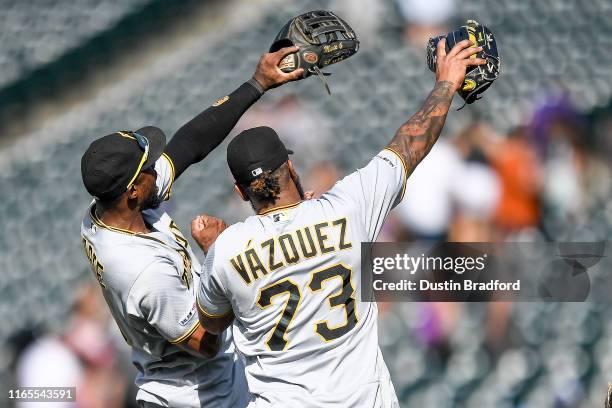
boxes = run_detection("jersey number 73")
[256,263,357,351]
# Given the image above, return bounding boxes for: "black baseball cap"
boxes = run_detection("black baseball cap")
[227,126,293,184]
[81,126,166,201]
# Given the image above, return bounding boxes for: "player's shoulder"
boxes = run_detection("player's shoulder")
[90,236,165,272]
[81,206,176,287]
[208,216,261,257]
[374,148,407,173]
[213,218,251,240]
[321,149,405,195]
[131,258,177,286]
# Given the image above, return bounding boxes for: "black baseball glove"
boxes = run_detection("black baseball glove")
[427,19,500,108]
[270,10,359,94]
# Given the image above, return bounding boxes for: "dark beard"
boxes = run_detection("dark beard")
[142,186,162,210]
[294,176,305,200]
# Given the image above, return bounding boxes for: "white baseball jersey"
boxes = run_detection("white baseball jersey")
[197,149,406,407]
[81,154,249,407]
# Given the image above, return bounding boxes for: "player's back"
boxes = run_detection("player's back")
[198,149,406,407]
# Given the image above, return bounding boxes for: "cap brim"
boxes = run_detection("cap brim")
[136,126,167,168]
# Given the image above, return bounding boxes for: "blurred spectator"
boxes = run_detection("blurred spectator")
[14,281,129,408]
[16,336,82,408]
[306,160,341,198]
[449,122,501,242]
[62,283,127,408]
[331,0,384,46]
[531,95,612,231]
[530,95,585,159]
[393,137,463,240]
[531,97,585,223]
[484,301,513,353]
[415,302,462,350]
[395,0,456,47]
[448,159,500,242]
[542,120,585,221]
[63,283,114,362]
[474,124,542,233]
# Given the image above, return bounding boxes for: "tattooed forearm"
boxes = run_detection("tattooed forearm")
[387,81,455,176]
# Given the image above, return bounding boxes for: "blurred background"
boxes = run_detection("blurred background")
[0,0,610,406]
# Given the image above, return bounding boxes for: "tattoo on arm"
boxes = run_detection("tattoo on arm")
[387,81,455,176]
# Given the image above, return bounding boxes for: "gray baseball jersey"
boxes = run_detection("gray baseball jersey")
[197,149,406,407]
[81,154,249,407]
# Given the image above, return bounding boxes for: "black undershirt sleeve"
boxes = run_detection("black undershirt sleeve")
[164,79,265,179]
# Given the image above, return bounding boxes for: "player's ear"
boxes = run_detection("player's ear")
[127,184,139,200]
[234,183,248,201]
[128,174,146,200]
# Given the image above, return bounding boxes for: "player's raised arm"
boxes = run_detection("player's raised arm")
[164,47,304,180]
[387,39,486,177]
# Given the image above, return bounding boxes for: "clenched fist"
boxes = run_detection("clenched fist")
[191,214,228,253]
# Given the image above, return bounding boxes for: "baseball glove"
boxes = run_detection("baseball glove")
[270,10,359,94]
[427,19,500,109]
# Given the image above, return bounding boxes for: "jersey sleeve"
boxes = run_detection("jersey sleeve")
[196,244,232,318]
[154,153,176,202]
[127,261,199,344]
[326,148,407,241]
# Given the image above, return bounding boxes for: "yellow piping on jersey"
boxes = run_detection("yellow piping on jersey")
[90,206,138,236]
[90,205,196,291]
[383,147,408,201]
[196,298,233,319]
[258,201,302,215]
[168,320,199,344]
[89,205,173,248]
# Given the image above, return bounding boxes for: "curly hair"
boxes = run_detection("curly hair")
[241,164,289,205]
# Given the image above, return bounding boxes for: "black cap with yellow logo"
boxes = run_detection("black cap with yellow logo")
[81,126,166,201]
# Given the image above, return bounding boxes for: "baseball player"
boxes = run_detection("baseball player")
[195,39,485,406]
[79,47,303,407]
